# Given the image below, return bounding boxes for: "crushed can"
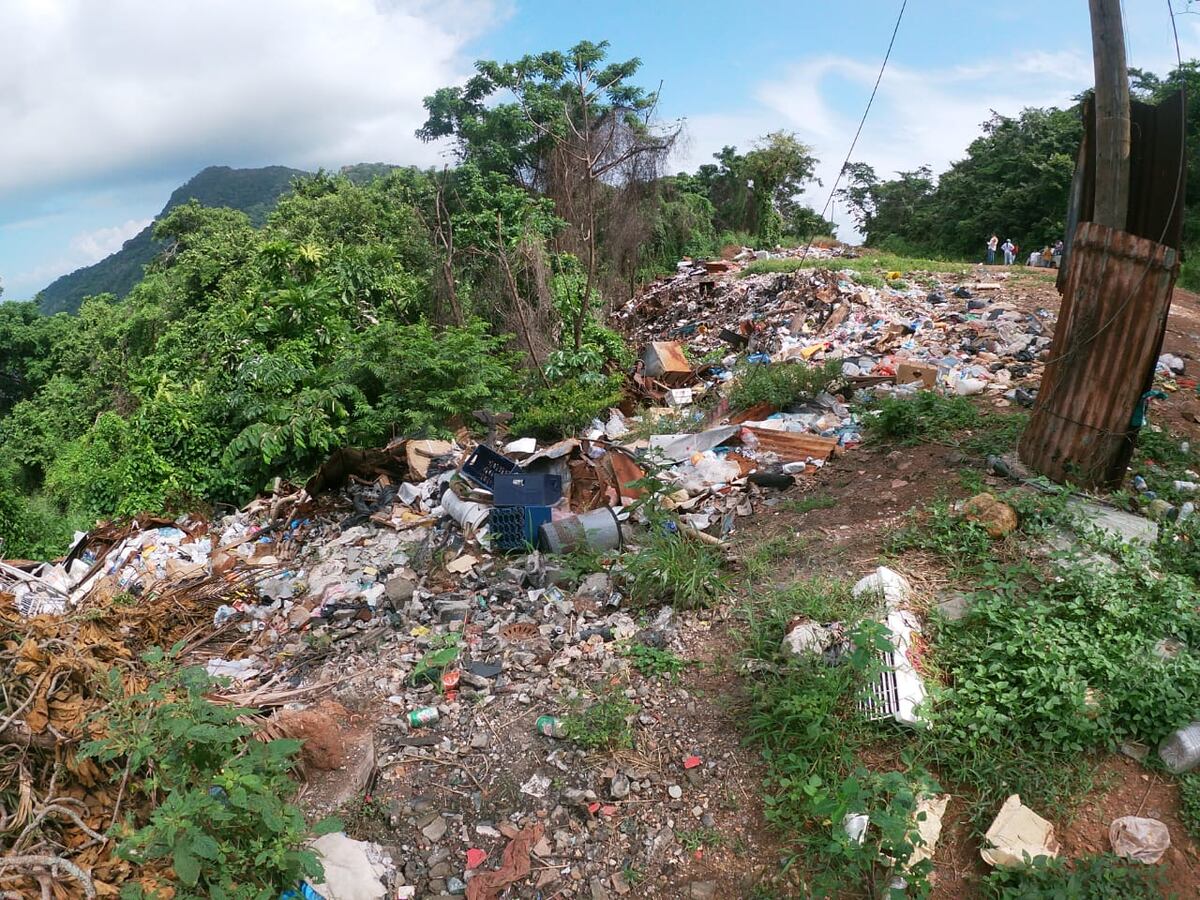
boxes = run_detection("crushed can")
[408,706,440,728]
[442,669,460,702]
[535,715,567,738]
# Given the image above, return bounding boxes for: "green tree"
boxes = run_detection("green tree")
[420,40,677,348]
[693,133,825,242]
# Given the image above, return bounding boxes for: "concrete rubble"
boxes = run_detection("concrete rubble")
[2,249,1166,897]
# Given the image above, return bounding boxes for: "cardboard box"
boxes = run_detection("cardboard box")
[641,342,692,379]
[897,361,938,389]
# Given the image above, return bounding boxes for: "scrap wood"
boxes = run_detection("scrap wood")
[742,427,838,462]
[466,822,544,900]
[304,440,410,497]
[728,402,776,425]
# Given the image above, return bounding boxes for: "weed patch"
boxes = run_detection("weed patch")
[921,557,1200,823]
[677,827,724,852]
[622,642,690,680]
[1155,515,1200,582]
[864,391,1025,456]
[565,688,636,751]
[980,853,1167,898]
[1181,773,1200,843]
[1132,426,1198,504]
[889,489,1070,577]
[740,533,799,583]
[778,495,837,515]
[623,530,728,609]
[728,359,841,412]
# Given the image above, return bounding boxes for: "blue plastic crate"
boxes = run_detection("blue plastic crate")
[490,506,551,552]
[461,445,517,491]
[493,473,563,507]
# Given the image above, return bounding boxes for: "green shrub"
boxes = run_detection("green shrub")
[622,530,728,609]
[511,373,625,439]
[82,650,339,898]
[866,391,978,444]
[728,359,840,411]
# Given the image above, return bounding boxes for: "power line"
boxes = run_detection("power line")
[797,0,907,262]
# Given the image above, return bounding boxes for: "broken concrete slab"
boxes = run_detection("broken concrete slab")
[935,592,971,622]
[1068,498,1159,545]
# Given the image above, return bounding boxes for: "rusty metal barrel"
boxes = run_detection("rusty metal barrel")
[1019,222,1179,489]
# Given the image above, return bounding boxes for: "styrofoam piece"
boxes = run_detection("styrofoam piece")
[851,566,912,608]
[981,794,1060,868]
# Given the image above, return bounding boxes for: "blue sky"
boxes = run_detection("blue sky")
[0,0,1193,301]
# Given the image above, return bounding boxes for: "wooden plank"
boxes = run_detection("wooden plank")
[743,427,838,462]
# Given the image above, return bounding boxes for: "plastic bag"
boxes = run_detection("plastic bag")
[1109,816,1170,864]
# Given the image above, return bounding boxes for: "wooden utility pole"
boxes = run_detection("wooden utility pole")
[1018,0,1186,489]
[1089,0,1131,228]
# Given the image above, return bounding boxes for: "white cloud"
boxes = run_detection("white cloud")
[669,47,1096,242]
[0,0,502,200]
[693,3,1200,243]
[11,218,151,291]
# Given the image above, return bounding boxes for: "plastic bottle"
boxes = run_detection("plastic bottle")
[1159,722,1200,773]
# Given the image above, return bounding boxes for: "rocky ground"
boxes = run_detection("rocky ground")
[278,271,1200,899]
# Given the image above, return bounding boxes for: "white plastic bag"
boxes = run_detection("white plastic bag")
[1109,816,1171,864]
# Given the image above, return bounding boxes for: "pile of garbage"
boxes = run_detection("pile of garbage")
[0,253,1067,897]
[618,262,1055,412]
[0,417,820,896]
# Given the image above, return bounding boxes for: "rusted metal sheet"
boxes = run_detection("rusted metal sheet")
[743,427,838,463]
[1060,92,1186,288]
[640,341,692,381]
[1020,223,1179,488]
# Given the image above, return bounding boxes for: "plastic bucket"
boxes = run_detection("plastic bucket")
[441,490,490,531]
[539,507,622,555]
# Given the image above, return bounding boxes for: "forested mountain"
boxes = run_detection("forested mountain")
[36,165,307,314]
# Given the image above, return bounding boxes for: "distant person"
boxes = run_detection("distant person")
[987,234,999,264]
[1053,239,1064,267]
[1001,238,1015,265]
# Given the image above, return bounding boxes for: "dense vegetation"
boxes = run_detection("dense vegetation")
[36,166,307,314]
[0,41,833,559]
[838,62,1200,286]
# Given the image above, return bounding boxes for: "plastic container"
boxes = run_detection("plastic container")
[492,473,563,507]
[490,506,552,552]
[1159,722,1200,773]
[461,445,517,491]
[540,507,622,554]
[442,490,490,531]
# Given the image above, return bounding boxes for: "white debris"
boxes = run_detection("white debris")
[851,566,912,609]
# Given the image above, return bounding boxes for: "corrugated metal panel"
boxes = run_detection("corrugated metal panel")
[1060,92,1186,290]
[1020,222,1178,488]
